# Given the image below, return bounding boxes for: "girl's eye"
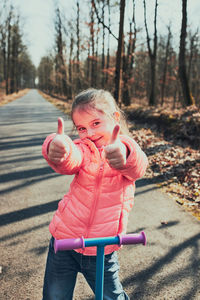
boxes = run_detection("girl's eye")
[77,127,85,132]
[93,121,100,127]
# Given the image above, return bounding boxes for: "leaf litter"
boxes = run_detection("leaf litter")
[129,121,200,221]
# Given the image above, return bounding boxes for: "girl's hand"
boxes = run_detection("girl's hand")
[104,125,127,169]
[48,117,70,163]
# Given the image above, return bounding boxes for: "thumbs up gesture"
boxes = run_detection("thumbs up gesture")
[48,117,70,163]
[104,125,127,169]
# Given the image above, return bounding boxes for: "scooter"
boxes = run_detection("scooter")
[54,231,146,300]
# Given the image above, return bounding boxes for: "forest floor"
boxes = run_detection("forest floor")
[124,103,200,221]
[1,89,199,221]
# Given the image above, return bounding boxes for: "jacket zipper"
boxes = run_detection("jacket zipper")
[85,159,104,238]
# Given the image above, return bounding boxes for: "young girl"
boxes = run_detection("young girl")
[42,88,148,300]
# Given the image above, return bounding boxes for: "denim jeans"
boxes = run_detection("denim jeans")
[42,237,129,300]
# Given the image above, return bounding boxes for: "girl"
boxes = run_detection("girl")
[42,88,148,300]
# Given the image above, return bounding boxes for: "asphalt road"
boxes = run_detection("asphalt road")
[0,90,199,300]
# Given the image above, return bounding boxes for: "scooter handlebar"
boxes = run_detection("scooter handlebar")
[54,231,146,253]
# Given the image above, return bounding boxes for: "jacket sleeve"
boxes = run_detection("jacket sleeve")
[42,133,83,175]
[119,135,148,181]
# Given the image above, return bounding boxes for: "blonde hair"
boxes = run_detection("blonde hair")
[71,88,129,135]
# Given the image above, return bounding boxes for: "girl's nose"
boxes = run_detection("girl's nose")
[87,128,94,137]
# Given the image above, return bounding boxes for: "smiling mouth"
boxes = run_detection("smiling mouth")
[91,137,102,143]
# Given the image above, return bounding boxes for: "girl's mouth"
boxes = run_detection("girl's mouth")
[91,136,102,144]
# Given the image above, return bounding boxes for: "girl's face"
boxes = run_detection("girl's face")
[72,108,118,148]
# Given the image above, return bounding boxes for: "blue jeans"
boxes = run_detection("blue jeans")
[42,237,129,300]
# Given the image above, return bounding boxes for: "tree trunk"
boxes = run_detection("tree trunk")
[143,0,158,106]
[178,0,194,106]
[105,0,111,86]
[55,7,68,97]
[122,0,136,106]
[114,0,125,104]
[6,9,12,95]
[1,30,7,87]
[161,25,171,106]
[90,0,96,87]
[101,0,105,87]
[76,0,81,91]
[69,33,74,99]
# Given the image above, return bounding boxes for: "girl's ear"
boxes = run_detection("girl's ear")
[113,111,120,123]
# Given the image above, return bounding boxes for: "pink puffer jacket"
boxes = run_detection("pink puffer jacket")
[42,134,148,255]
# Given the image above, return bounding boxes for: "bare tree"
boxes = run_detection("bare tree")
[101,0,105,87]
[105,0,111,85]
[76,0,82,91]
[38,56,54,93]
[114,0,126,104]
[54,7,68,96]
[160,25,172,106]
[143,0,158,106]
[187,30,199,105]
[68,32,74,98]
[187,29,198,85]
[178,0,194,106]
[10,16,23,93]
[0,21,7,86]
[92,0,118,41]
[90,0,96,87]
[6,6,13,94]
[122,0,137,106]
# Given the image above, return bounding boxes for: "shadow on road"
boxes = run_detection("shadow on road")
[0,173,60,195]
[0,199,60,226]
[0,166,56,183]
[122,232,200,300]
[0,221,50,243]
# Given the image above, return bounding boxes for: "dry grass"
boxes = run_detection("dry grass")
[0,89,30,106]
[38,90,72,115]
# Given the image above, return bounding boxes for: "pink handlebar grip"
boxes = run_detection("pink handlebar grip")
[54,237,85,253]
[118,231,146,246]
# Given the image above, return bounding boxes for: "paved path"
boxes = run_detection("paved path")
[0,90,199,300]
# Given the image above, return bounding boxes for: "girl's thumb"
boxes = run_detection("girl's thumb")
[110,125,120,144]
[57,117,64,135]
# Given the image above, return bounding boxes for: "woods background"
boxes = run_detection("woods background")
[0,0,199,108]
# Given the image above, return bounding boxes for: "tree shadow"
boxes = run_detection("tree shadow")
[0,199,61,226]
[134,178,161,196]
[28,246,48,256]
[0,221,50,242]
[157,220,179,229]
[0,136,47,150]
[0,166,56,183]
[122,232,200,299]
[0,173,60,195]
[0,154,43,166]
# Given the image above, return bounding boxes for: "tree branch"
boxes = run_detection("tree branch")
[92,0,118,41]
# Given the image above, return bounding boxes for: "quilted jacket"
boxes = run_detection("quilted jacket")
[42,133,148,255]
